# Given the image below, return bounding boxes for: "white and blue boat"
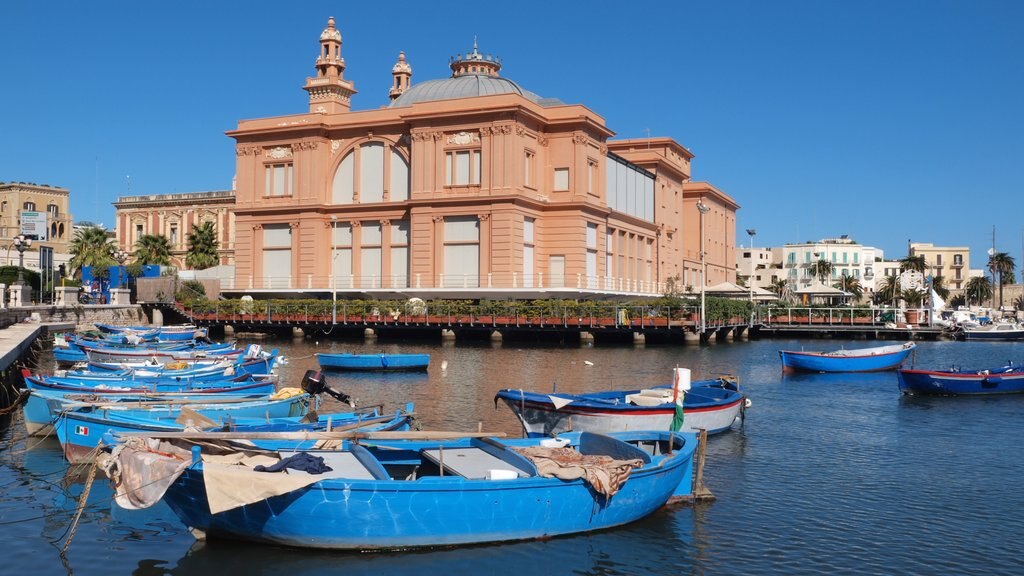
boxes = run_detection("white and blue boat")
[101,429,695,550]
[779,341,916,373]
[495,374,746,437]
[317,352,429,372]
[897,364,1024,395]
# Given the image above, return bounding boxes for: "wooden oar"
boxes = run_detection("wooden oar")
[115,429,506,440]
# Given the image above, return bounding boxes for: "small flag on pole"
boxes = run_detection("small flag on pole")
[670,367,691,432]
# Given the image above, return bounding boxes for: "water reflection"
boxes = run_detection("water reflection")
[141,506,693,576]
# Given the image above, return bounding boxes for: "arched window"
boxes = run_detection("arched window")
[331,142,410,204]
[47,204,59,217]
[23,201,36,211]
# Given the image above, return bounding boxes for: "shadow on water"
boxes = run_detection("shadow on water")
[132,507,696,576]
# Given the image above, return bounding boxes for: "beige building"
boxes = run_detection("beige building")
[114,190,236,269]
[221,17,738,298]
[0,181,73,272]
[909,242,969,290]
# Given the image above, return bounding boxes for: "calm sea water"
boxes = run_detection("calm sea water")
[3,336,1024,575]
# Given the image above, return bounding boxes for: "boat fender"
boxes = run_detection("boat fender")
[745,398,753,408]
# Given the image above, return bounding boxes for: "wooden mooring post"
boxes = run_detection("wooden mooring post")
[692,428,715,501]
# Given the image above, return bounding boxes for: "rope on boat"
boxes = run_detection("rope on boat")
[61,458,98,553]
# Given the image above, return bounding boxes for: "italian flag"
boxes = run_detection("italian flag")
[670,367,691,432]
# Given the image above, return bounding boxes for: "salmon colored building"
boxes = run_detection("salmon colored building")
[226,17,738,298]
[114,190,236,269]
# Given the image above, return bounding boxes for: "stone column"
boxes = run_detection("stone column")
[55,286,78,306]
[8,283,30,307]
[110,288,132,305]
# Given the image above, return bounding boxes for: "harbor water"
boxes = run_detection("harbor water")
[3,336,1024,575]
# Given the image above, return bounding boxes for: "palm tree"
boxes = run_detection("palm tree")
[134,234,173,266]
[834,274,863,303]
[964,276,993,306]
[768,279,788,297]
[68,226,114,279]
[987,252,1016,307]
[931,275,950,301]
[185,221,219,270]
[899,254,928,273]
[875,273,900,305]
[809,259,833,285]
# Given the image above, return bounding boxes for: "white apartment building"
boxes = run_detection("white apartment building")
[781,236,883,294]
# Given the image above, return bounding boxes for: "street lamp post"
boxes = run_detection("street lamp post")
[13,234,32,285]
[697,200,710,336]
[746,228,756,323]
[113,249,129,288]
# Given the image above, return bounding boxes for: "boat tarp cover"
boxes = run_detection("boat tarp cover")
[100,437,322,514]
[514,446,643,497]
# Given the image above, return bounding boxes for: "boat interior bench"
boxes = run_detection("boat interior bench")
[420,437,538,479]
[278,446,390,480]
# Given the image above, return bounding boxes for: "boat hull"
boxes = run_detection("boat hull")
[779,344,915,373]
[496,382,744,436]
[317,353,429,372]
[897,367,1024,395]
[154,431,693,550]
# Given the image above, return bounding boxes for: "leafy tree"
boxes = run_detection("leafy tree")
[931,275,950,301]
[1014,295,1024,312]
[875,273,900,305]
[768,279,789,298]
[809,259,833,284]
[68,225,114,279]
[987,252,1015,307]
[899,254,928,273]
[834,274,863,302]
[964,276,993,306]
[134,234,173,266]
[185,221,220,270]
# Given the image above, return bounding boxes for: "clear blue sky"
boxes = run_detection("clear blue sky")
[3,1,1022,272]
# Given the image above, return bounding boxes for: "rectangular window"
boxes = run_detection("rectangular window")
[265,163,293,197]
[936,254,943,266]
[262,224,292,289]
[445,150,482,185]
[443,217,480,287]
[390,220,409,288]
[549,255,565,288]
[587,159,597,196]
[524,217,536,287]
[586,222,597,249]
[360,143,384,203]
[170,225,178,246]
[360,222,382,288]
[332,223,353,289]
[554,168,569,191]
[525,150,534,187]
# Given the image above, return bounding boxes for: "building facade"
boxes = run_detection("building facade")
[908,242,969,290]
[226,17,738,297]
[0,181,73,272]
[114,190,236,269]
[781,236,883,294]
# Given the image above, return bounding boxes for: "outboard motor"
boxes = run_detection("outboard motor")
[300,369,355,407]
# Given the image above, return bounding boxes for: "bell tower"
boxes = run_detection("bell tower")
[303,16,357,114]
[389,51,412,101]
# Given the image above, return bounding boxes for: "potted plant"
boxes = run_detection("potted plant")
[901,289,927,324]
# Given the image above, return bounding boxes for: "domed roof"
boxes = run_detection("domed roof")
[390,74,546,107]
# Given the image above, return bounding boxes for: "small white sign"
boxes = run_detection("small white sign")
[20,211,47,241]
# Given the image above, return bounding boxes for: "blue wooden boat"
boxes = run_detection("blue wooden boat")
[101,429,695,550]
[24,387,286,436]
[317,352,430,372]
[56,403,413,463]
[897,364,1024,395]
[779,341,916,373]
[95,323,207,341]
[495,376,746,437]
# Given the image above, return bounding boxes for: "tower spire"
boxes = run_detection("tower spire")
[303,16,357,114]
[390,51,412,101]
[449,38,501,78]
